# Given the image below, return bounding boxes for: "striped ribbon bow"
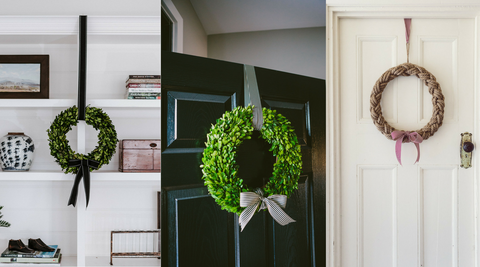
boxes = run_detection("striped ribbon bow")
[239,188,295,231]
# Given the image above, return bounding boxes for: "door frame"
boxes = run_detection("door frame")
[326,5,480,266]
[161,0,183,53]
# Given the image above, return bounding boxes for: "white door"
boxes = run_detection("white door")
[337,18,475,266]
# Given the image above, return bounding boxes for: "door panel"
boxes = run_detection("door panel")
[162,52,243,266]
[164,186,234,267]
[338,18,474,266]
[262,99,310,146]
[166,91,236,148]
[272,176,312,266]
[162,52,325,266]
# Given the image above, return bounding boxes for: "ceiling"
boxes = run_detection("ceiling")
[189,0,326,35]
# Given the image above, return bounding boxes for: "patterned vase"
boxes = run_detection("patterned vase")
[0,132,35,171]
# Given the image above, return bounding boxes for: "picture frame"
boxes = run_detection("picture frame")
[0,55,49,99]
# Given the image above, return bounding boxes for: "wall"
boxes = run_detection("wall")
[208,27,326,79]
[327,0,480,4]
[0,0,160,15]
[171,0,208,57]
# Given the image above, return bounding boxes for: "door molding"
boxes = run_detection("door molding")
[161,0,183,53]
[327,6,480,267]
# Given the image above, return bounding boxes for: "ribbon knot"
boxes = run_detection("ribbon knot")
[67,159,100,207]
[391,131,423,165]
[239,188,295,231]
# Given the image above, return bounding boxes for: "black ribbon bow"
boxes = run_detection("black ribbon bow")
[68,159,99,207]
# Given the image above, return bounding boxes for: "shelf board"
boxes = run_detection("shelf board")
[0,99,75,108]
[0,99,160,108]
[55,256,161,267]
[0,171,160,181]
[0,16,160,44]
[88,99,160,108]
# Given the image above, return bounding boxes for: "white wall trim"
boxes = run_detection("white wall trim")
[161,0,184,53]
[0,16,160,35]
[327,6,480,267]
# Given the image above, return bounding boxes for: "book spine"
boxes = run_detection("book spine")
[127,83,161,88]
[127,88,161,93]
[126,79,161,84]
[1,254,35,258]
[127,93,161,97]
[129,75,161,79]
[127,96,161,99]
[0,257,60,263]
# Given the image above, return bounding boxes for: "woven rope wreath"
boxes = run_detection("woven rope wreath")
[370,62,445,141]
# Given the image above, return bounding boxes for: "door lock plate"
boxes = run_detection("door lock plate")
[460,132,473,169]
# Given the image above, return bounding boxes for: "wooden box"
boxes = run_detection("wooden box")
[119,139,160,172]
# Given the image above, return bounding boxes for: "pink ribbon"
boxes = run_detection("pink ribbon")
[391,131,423,165]
[404,18,411,44]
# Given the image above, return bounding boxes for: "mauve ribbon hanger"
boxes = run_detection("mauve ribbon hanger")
[404,18,411,63]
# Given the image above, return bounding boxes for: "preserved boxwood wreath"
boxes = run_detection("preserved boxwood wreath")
[47,105,118,174]
[201,106,302,215]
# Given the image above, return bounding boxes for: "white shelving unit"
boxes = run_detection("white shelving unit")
[0,16,160,267]
[0,99,161,108]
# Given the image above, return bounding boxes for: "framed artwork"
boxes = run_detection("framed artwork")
[0,55,49,99]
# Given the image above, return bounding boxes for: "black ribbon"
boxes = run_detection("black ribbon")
[68,159,99,207]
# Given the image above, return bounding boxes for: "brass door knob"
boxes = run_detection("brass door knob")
[461,133,473,169]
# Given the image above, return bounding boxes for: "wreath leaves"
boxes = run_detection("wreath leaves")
[47,105,118,174]
[201,106,302,216]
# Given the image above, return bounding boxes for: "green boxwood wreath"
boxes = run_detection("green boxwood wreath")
[201,106,302,215]
[47,105,118,174]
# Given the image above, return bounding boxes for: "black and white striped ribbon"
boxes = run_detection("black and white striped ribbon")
[239,188,296,231]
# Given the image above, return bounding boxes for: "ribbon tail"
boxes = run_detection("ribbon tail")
[68,165,84,207]
[239,202,260,232]
[84,163,91,208]
[264,199,296,226]
[414,142,421,164]
[395,138,403,166]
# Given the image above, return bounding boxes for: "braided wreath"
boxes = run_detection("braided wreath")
[370,62,445,141]
[201,106,302,215]
[47,106,118,174]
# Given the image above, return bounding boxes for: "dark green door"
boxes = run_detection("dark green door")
[161,52,325,267]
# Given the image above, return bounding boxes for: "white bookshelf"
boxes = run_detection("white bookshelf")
[0,171,161,181]
[0,16,160,267]
[0,99,160,108]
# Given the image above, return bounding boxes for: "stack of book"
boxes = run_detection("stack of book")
[125,75,161,99]
[0,245,61,265]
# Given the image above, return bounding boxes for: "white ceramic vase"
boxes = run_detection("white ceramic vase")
[0,132,35,171]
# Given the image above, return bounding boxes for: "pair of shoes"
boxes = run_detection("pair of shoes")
[8,238,54,253]
[28,238,55,252]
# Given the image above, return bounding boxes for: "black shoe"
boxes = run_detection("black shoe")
[28,238,54,252]
[8,239,35,253]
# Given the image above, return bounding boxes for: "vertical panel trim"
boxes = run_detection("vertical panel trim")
[356,36,398,124]
[417,37,458,123]
[417,165,458,267]
[474,15,480,267]
[357,165,398,267]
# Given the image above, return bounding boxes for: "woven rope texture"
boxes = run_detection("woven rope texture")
[370,62,445,141]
